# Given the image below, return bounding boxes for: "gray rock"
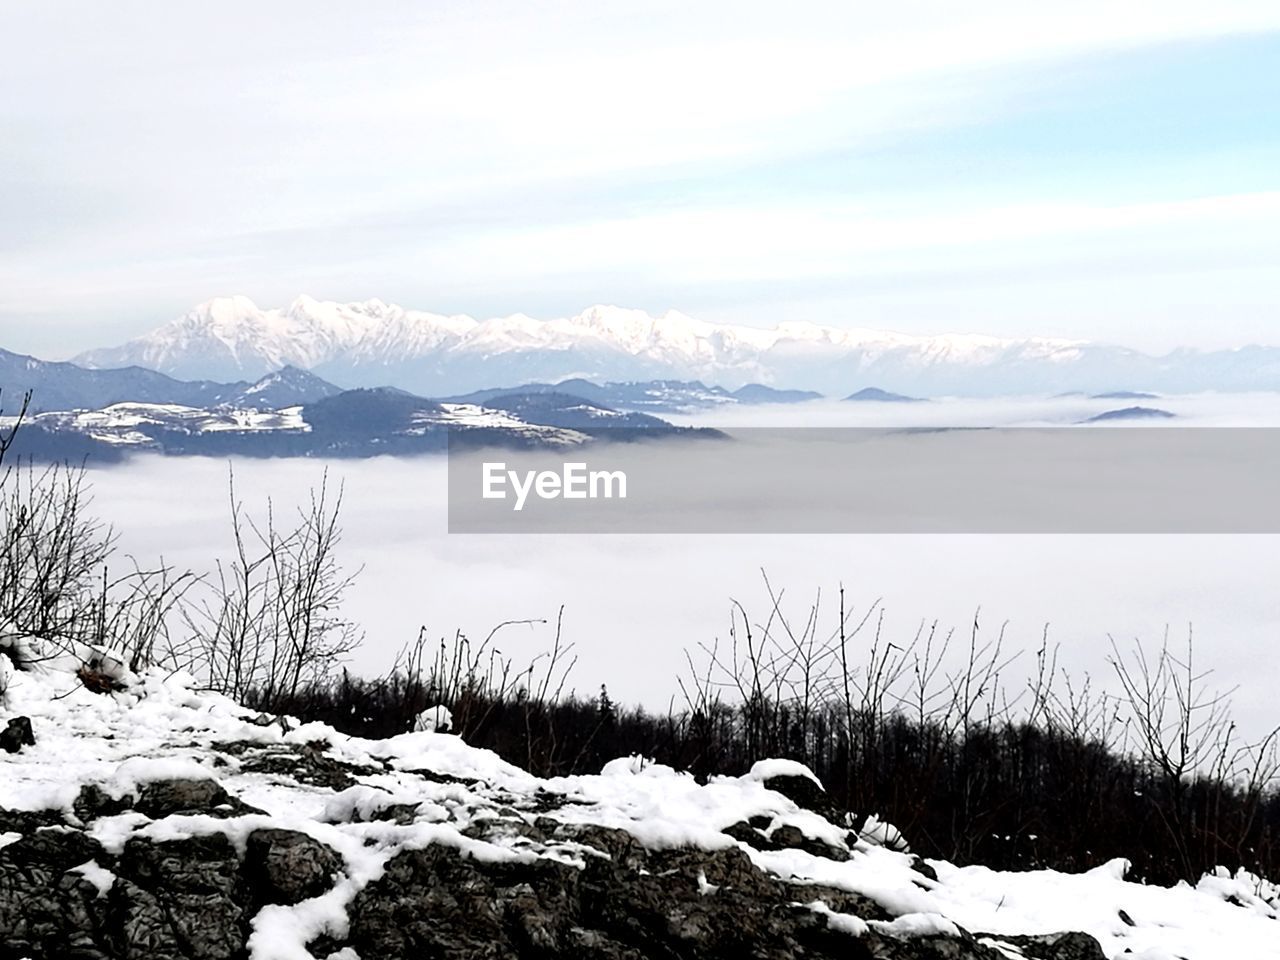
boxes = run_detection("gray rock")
[0,767,1109,960]
[0,828,112,958]
[759,772,830,809]
[108,833,248,960]
[543,821,647,871]
[983,931,1108,960]
[3,829,107,872]
[244,828,341,905]
[863,932,1008,958]
[722,818,775,850]
[348,843,582,957]
[769,823,850,861]
[219,739,379,790]
[73,783,135,823]
[0,814,1112,960]
[134,777,229,818]
[134,777,264,819]
[345,835,876,959]
[0,715,35,753]
[0,805,66,836]
[338,828,1109,960]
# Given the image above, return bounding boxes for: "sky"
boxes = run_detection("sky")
[2,1,1279,357]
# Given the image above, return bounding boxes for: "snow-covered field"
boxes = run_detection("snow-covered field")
[5,403,312,446]
[3,659,1279,959]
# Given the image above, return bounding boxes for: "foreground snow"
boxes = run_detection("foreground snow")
[2,663,1278,959]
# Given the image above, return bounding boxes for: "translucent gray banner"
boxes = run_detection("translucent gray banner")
[447,428,1280,533]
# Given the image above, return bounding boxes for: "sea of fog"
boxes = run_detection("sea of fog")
[81,393,1280,738]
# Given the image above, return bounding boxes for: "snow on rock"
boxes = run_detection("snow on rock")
[599,754,665,776]
[804,898,871,937]
[319,784,447,826]
[410,704,452,733]
[1196,866,1280,919]
[68,858,115,898]
[1,662,1279,958]
[857,813,911,853]
[77,643,137,689]
[0,633,45,673]
[746,757,824,786]
[870,912,962,938]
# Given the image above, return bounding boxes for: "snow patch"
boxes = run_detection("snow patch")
[411,705,452,734]
[746,758,823,786]
[3,660,1280,959]
[69,859,116,898]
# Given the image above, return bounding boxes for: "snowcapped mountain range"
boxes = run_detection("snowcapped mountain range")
[75,295,1280,396]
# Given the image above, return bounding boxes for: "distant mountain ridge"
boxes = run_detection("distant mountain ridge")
[1083,406,1178,423]
[228,366,343,408]
[0,346,340,413]
[2,385,712,462]
[445,379,821,413]
[843,387,923,403]
[1,345,718,461]
[1,346,230,412]
[71,295,1280,396]
[2,347,816,419]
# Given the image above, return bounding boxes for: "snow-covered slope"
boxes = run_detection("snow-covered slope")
[0,386,703,460]
[75,295,1280,397]
[223,366,343,409]
[75,296,1088,391]
[3,398,586,455]
[76,296,477,384]
[2,662,1279,959]
[16,403,312,447]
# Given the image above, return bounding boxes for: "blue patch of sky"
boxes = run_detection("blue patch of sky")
[562,33,1280,216]
[899,32,1280,202]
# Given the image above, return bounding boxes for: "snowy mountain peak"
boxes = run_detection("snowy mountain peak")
[70,296,1280,396]
[193,294,260,326]
[286,292,324,313]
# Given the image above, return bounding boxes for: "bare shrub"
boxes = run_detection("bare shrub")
[1110,629,1280,879]
[0,389,31,469]
[405,609,579,771]
[0,395,193,679]
[664,572,1280,881]
[182,469,361,709]
[0,461,112,662]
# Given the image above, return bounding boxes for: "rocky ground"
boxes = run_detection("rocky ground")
[1,659,1278,960]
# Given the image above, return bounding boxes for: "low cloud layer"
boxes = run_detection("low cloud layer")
[75,393,1280,741]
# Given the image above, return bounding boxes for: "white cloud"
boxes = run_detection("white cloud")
[1,1,1279,351]
[76,423,1280,742]
[417,191,1280,289]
